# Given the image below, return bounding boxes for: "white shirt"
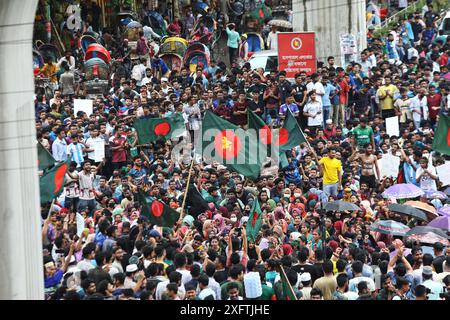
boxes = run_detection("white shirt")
[176,268,192,285]
[198,287,216,300]
[409,95,428,122]
[306,81,325,95]
[304,100,323,126]
[416,165,438,191]
[52,137,68,162]
[348,276,376,293]
[267,31,278,51]
[76,259,94,272]
[155,280,186,300]
[57,56,76,71]
[85,136,105,161]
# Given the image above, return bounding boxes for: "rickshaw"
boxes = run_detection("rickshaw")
[84,44,111,64]
[159,37,188,72]
[144,11,167,37]
[84,57,110,98]
[33,49,44,76]
[38,43,61,63]
[184,42,210,73]
[79,34,98,53]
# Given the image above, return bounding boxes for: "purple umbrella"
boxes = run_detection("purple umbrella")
[428,216,450,230]
[424,190,448,200]
[382,184,425,199]
[438,206,450,217]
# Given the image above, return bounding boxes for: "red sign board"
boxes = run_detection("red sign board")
[277,32,316,78]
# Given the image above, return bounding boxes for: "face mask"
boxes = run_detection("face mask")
[284,193,291,198]
[230,217,237,223]
[294,193,301,198]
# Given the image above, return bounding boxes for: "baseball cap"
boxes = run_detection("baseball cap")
[299,272,311,282]
[148,229,161,238]
[126,264,138,273]
[422,266,433,276]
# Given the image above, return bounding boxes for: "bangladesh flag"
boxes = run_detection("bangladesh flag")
[134,114,185,144]
[37,142,55,171]
[138,190,180,227]
[432,114,450,156]
[248,110,273,157]
[278,108,307,152]
[280,266,298,300]
[246,199,262,242]
[40,159,70,203]
[202,110,261,180]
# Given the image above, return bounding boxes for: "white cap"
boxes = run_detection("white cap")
[326,119,333,124]
[299,272,311,282]
[161,77,168,82]
[290,231,301,241]
[244,272,262,298]
[126,264,138,273]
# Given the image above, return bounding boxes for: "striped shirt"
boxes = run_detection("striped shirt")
[67,143,85,167]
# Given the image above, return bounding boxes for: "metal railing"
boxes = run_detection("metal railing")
[368,0,420,30]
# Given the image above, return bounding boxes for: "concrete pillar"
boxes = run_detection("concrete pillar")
[292,0,367,63]
[0,0,43,300]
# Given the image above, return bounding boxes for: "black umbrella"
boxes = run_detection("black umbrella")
[388,203,428,221]
[405,226,449,239]
[323,200,362,212]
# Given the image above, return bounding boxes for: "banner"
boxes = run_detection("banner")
[74,99,93,117]
[277,32,316,79]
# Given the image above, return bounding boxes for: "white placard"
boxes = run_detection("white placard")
[437,161,450,186]
[91,139,105,163]
[386,116,400,137]
[379,154,400,179]
[76,212,85,237]
[74,99,93,116]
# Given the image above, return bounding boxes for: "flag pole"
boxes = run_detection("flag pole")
[279,264,298,300]
[179,158,195,220]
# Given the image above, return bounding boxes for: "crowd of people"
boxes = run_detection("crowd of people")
[36,1,450,301]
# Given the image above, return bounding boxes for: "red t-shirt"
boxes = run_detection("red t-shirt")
[339,79,350,105]
[112,137,127,163]
[427,93,441,120]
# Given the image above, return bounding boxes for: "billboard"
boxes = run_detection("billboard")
[277,32,316,78]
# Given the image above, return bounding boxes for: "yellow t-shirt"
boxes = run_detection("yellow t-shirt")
[377,85,399,110]
[40,63,57,83]
[319,157,342,185]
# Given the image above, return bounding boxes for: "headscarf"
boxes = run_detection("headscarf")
[182,215,195,227]
[218,206,230,218]
[274,207,285,220]
[213,214,226,232]
[267,199,276,211]
[334,220,343,235]
[282,244,293,256]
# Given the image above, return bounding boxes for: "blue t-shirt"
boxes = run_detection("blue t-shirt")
[151,59,169,75]
[283,159,302,184]
[322,83,336,106]
[94,231,107,248]
[45,269,64,288]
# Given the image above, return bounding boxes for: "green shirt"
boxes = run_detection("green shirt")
[259,284,275,300]
[226,27,240,49]
[353,125,373,147]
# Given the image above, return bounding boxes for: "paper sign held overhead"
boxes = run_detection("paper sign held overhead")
[74,99,93,117]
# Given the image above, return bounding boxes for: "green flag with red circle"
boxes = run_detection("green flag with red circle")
[246,199,262,242]
[134,114,186,144]
[40,159,70,203]
[432,114,450,156]
[202,110,262,180]
[138,190,180,227]
[278,108,307,152]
